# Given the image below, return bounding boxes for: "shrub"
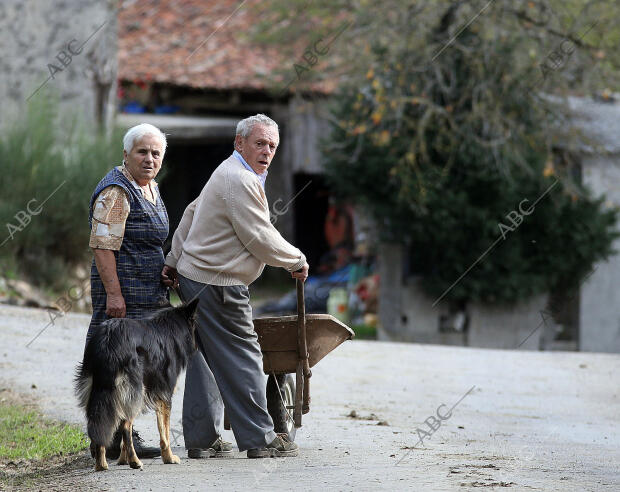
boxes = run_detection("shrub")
[0,98,124,289]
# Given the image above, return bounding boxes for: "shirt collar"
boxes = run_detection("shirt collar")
[118,164,159,203]
[233,150,267,189]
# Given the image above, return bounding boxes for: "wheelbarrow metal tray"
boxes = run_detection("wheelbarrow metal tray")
[253,314,355,374]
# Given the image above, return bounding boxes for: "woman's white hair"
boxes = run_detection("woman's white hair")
[235,114,278,139]
[123,123,167,154]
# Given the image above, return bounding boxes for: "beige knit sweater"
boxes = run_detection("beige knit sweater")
[165,155,306,286]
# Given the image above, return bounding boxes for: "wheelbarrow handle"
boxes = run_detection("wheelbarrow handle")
[296,280,308,366]
[296,278,305,320]
[294,279,312,426]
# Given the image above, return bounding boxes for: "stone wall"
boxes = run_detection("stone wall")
[0,0,117,130]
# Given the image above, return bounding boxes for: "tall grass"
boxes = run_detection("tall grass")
[0,98,125,289]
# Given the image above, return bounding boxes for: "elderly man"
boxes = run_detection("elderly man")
[162,114,308,458]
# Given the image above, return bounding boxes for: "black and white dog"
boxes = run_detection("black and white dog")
[75,299,199,471]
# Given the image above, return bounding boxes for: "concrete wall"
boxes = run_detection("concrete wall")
[377,243,404,341]
[377,245,462,345]
[468,295,546,350]
[579,154,620,353]
[0,0,117,130]
[397,278,465,346]
[377,243,546,350]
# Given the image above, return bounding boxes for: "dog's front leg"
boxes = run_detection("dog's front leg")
[156,400,180,464]
[121,419,143,469]
[94,444,108,471]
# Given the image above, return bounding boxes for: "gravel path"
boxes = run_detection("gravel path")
[1,304,619,491]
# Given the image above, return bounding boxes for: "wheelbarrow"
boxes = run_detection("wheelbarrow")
[224,279,355,440]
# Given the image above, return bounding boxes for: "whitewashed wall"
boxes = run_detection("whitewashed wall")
[580,154,620,352]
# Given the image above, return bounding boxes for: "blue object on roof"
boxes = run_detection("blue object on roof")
[121,101,146,113]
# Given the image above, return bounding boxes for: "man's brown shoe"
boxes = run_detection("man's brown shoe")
[247,434,298,458]
[187,437,233,458]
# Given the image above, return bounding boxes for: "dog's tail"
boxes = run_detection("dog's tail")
[75,361,120,447]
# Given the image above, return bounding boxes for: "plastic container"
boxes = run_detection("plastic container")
[327,287,350,325]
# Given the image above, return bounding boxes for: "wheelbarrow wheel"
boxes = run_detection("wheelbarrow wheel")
[266,373,296,441]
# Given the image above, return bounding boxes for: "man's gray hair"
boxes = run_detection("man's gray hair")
[235,114,278,139]
[123,123,168,154]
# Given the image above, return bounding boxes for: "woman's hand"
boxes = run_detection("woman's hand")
[161,265,179,288]
[106,293,126,318]
[93,248,126,318]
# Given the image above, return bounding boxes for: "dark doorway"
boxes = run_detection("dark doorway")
[292,173,330,270]
[159,139,232,248]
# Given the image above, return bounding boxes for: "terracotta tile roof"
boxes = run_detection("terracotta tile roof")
[118,0,291,91]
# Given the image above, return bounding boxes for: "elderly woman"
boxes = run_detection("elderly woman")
[86,123,169,459]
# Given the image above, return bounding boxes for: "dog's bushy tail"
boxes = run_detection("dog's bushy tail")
[75,361,120,447]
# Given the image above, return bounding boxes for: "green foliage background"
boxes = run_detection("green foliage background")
[0,98,124,289]
[324,95,618,303]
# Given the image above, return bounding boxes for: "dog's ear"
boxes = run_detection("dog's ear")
[181,297,200,318]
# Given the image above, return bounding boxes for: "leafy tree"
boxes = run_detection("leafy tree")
[324,99,617,303]
[254,0,620,304]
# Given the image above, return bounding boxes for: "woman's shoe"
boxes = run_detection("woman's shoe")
[90,428,160,460]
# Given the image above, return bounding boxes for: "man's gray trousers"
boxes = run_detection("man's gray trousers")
[178,274,277,451]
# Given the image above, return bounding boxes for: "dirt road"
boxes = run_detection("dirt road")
[1,304,618,491]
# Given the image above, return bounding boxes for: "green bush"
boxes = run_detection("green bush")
[0,98,125,289]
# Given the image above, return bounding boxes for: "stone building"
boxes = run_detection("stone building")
[115,0,333,267]
[0,0,117,130]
